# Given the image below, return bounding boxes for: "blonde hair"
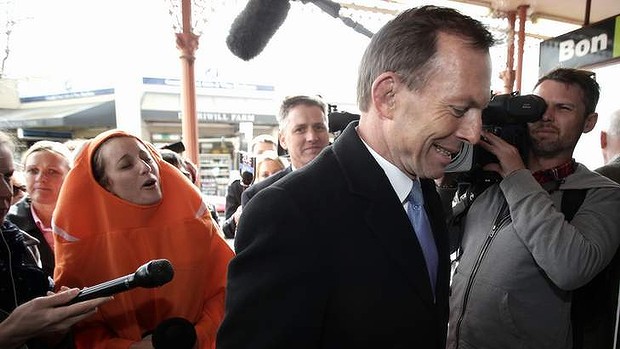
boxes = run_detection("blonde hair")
[22,140,73,169]
[256,150,287,170]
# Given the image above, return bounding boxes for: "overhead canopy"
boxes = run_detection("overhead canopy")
[339,0,620,37]
[0,100,116,129]
[454,0,620,24]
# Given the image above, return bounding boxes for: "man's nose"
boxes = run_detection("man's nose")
[306,130,320,142]
[541,107,554,122]
[456,112,483,144]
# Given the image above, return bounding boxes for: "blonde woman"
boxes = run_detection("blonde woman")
[8,141,72,278]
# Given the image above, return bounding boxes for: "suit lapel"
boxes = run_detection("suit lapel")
[332,123,436,304]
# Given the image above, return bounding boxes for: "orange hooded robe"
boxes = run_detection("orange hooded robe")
[53,130,234,349]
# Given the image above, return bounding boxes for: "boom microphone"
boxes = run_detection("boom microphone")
[226,0,291,61]
[68,259,174,304]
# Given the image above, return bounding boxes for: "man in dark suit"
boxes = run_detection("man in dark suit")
[595,108,620,349]
[241,95,330,206]
[216,6,494,349]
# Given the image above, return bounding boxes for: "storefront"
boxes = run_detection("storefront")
[0,77,281,196]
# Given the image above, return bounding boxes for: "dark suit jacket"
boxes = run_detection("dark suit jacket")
[7,197,55,278]
[223,168,293,238]
[596,156,620,183]
[594,157,620,349]
[217,122,450,349]
[241,166,293,206]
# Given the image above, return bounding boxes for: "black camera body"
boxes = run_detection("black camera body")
[446,92,547,175]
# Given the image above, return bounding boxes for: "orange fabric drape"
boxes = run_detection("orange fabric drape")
[53,129,234,349]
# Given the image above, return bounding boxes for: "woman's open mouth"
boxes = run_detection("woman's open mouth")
[142,178,157,188]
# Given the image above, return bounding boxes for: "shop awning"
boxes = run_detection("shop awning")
[0,100,116,129]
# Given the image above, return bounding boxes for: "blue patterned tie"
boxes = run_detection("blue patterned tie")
[407,180,438,294]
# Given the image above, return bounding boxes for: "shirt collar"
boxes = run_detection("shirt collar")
[30,204,51,232]
[358,129,413,204]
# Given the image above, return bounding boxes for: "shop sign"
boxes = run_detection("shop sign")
[144,77,274,92]
[539,15,620,75]
[195,112,256,122]
[173,111,277,125]
[20,88,115,103]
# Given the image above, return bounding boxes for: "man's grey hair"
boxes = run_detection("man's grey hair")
[356,5,495,113]
[607,109,620,136]
[277,95,328,131]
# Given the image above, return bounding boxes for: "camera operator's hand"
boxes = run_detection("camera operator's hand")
[478,130,526,178]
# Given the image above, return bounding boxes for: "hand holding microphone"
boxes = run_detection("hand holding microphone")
[67,259,174,304]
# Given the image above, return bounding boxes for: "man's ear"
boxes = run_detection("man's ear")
[601,130,608,149]
[278,132,288,150]
[583,112,598,133]
[371,72,397,119]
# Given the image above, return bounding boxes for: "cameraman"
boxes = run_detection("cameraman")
[446,68,620,349]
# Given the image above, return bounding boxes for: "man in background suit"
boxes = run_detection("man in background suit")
[598,109,620,181]
[216,6,494,349]
[595,108,620,349]
[240,95,330,206]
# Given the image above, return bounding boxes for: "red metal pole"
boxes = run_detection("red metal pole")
[177,0,200,169]
[500,11,516,93]
[515,5,528,93]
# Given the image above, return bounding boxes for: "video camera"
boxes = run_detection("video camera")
[446,92,546,178]
[328,103,360,136]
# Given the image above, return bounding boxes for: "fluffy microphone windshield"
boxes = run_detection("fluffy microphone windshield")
[226,0,291,61]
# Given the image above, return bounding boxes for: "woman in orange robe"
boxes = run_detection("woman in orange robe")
[53,129,234,349]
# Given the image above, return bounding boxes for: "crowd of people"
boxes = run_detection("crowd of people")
[1,4,620,349]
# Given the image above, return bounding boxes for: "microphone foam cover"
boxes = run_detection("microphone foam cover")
[226,0,291,61]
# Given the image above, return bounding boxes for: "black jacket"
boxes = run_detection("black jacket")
[0,220,51,315]
[225,180,245,220]
[240,167,292,207]
[223,169,292,239]
[217,122,450,349]
[7,197,55,278]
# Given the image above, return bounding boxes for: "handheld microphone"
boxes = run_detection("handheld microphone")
[226,0,291,61]
[152,317,197,349]
[68,259,174,304]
